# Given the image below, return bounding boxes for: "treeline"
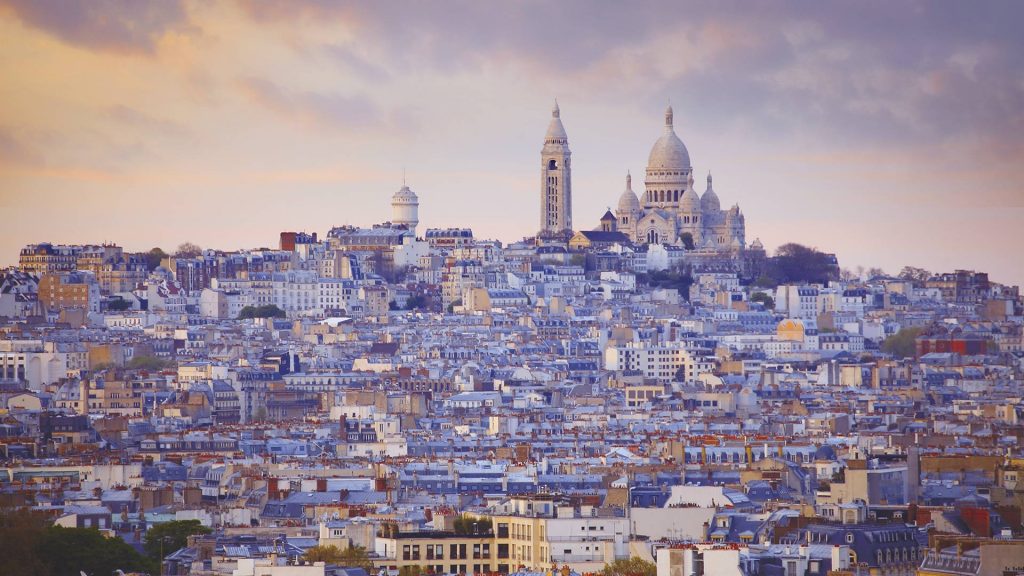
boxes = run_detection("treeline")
[756,243,840,288]
[238,304,286,319]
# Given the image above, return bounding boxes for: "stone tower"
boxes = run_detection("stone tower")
[540,101,572,238]
[391,179,419,236]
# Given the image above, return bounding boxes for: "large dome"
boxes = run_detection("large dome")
[647,106,691,171]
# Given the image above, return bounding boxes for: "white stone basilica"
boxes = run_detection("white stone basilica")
[612,106,746,251]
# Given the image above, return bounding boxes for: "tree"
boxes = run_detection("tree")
[0,506,50,576]
[880,327,924,359]
[40,526,153,576]
[405,294,428,310]
[898,266,931,283]
[766,243,838,285]
[238,304,286,319]
[127,355,174,370]
[143,519,212,563]
[143,247,168,271]
[453,514,489,535]
[333,545,375,571]
[601,557,657,576]
[107,298,131,311]
[750,291,775,309]
[174,242,203,258]
[644,268,694,300]
[399,566,425,576]
[680,232,695,250]
[303,544,346,563]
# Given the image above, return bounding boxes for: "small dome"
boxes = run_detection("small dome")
[393,185,417,201]
[750,238,764,250]
[617,172,640,214]
[679,173,701,213]
[647,106,691,171]
[701,172,720,212]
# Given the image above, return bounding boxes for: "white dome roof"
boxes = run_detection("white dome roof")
[701,172,720,212]
[679,173,701,212]
[393,185,417,201]
[647,106,690,171]
[617,172,640,213]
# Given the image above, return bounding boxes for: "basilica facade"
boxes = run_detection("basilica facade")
[611,106,746,252]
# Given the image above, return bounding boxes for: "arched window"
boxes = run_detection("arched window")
[548,160,557,170]
[647,230,659,244]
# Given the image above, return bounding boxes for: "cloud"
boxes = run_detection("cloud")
[0,0,194,54]
[105,105,191,139]
[0,126,44,168]
[237,77,387,132]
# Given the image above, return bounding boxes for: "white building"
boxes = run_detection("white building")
[604,342,714,383]
[391,182,420,235]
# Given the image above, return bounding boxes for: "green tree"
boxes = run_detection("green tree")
[399,566,425,576]
[453,514,489,535]
[238,304,287,319]
[127,355,174,370]
[335,545,375,571]
[303,544,346,563]
[0,506,50,576]
[750,291,774,309]
[601,557,657,576]
[881,327,924,358]
[40,526,153,576]
[143,519,212,563]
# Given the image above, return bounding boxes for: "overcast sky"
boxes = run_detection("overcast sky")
[1,1,1022,285]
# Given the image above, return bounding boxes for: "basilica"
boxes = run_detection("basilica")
[611,106,746,252]
[539,103,750,257]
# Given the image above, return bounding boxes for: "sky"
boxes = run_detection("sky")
[1,0,1022,285]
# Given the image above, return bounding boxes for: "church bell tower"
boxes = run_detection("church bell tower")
[540,101,572,239]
